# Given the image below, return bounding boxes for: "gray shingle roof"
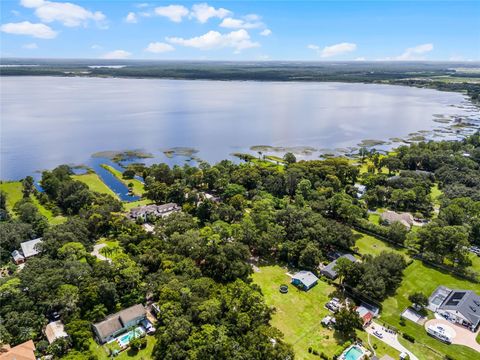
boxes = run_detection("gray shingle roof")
[439,289,480,327]
[20,238,43,258]
[92,304,146,341]
[321,254,357,279]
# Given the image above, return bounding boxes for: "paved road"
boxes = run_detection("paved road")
[366,322,419,360]
[425,319,480,353]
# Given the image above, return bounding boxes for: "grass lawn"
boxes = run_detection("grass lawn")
[89,336,156,360]
[101,164,145,196]
[252,266,357,359]
[368,213,381,225]
[381,260,480,360]
[430,184,442,206]
[353,231,408,258]
[356,331,400,359]
[123,199,152,211]
[97,239,125,262]
[72,173,118,198]
[0,181,65,224]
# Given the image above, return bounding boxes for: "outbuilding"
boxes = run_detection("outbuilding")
[291,271,319,291]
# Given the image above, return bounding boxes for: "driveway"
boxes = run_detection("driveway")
[425,318,480,353]
[366,322,419,360]
[91,243,111,262]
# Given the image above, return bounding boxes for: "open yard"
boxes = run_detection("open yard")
[353,231,408,258]
[72,173,118,198]
[381,260,480,360]
[89,336,156,360]
[252,265,399,359]
[0,181,65,224]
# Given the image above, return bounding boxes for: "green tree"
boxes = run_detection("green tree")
[334,304,362,340]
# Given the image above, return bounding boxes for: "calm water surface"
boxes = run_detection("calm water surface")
[1,76,477,180]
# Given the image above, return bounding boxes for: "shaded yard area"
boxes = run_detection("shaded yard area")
[0,181,65,225]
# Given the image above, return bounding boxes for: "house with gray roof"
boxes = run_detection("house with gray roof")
[291,271,318,291]
[20,238,43,258]
[320,254,357,280]
[11,250,25,265]
[436,289,480,331]
[380,211,414,229]
[92,304,146,344]
[128,203,180,222]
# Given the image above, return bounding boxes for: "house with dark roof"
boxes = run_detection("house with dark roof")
[92,304,146,344]
[291,271,319,291]
[436,289,480,331]
[320,254,357,280]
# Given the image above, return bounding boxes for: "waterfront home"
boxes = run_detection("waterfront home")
[92,304,146,344]
[45,321,68,344]
[128,203,180,221]
[320,254,357,280]
[0,340,36,360]
[291,271,318,291]
[380,211,414,229]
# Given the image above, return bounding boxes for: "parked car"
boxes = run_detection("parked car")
[141,319,156,335]
[373,330,383,338]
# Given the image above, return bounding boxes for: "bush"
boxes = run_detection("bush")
[308,347,312,353]
[402,333,415,343]
[312,349,319,356]
[320,352,328,360]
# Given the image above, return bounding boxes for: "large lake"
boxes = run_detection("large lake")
[1,76,478,180]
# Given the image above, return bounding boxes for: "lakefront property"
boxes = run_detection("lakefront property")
[1,2,480,359]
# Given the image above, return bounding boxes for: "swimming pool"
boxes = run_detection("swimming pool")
[342,345,364,360]
[117,327,145,347]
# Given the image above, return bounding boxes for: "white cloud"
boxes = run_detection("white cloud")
[101,50,131,59]
[307,44,320,51]
[390,43,434,61]
[355,57,366,61]
[167,29,259,53]
[125,12,137,23]
[449,55,465,61]
[145,42,174,53]
[219,16,263,29]
[260,29,271,36]
[23,42,38,49]
[154,5,189,22]
[320,42,357,58]
[190,3,231,23]
[20,0,106,28]
[135,3,149,8]
[0,21,57,39]
[91,44,102,50]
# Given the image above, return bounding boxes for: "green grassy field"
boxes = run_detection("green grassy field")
[353,231,408,258]
[381,260,480,360]
[252,266,400,359]
[89,336,156,360]
[101,164,145,196]
[123,199,152,211]
[0,181,65,224]
[72,173,118,198]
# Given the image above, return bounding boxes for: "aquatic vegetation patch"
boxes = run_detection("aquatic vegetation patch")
[92,150,153,163]
[357,139,389,147]
[163,147,199,158]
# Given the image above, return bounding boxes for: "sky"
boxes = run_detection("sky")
[0,0,479,61]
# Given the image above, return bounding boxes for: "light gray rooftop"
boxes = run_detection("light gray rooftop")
[439,289,480,327]
[292,271,318,288]
[20,238,43,258]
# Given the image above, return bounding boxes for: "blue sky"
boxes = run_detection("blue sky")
[1,0,479,61]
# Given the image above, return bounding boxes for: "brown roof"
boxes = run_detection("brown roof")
[380,211,414,228]
[119,304,146,324]
[0,340,36,360]
[45,321,68,344]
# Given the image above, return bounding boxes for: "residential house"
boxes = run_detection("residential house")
[0,340,36,360]
[45,321,68,344]
[128,203,180,221]
[320,254,357,280]
[356,305,374,327]
[92,304,146,344]
[380,211,414,229]
[291,271,319,291]
[353,184,366,198]
[435,288,480,331]
[20,238,43,258]
[11,250,25,265]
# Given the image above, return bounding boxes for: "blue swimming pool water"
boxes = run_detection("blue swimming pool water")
[117,327,145,347]
[343,346,363,360]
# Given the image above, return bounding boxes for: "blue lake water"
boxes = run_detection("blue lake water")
[1,76,478,182]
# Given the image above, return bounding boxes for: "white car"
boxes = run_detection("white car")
[141,319,156,335]
[373,330,383,338]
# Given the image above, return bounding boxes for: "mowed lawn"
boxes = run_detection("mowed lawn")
[252,266,350,359]
[0,181,65,224]
[353,231,408,258]
[101,164,145,196]
[381,260,480,360]
[72,173,118,198]
[89,336,156,360]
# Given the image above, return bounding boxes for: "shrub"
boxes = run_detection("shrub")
[320,352,328,360]
[402,333,415,343]
[308,347,312,353]
[312,349,319,356]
